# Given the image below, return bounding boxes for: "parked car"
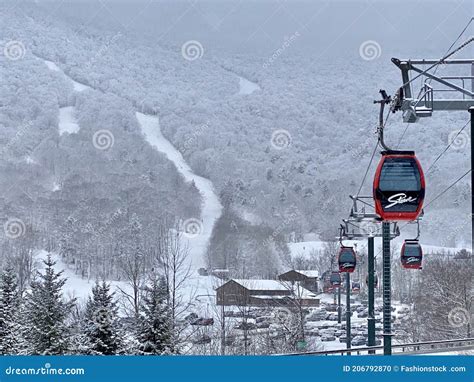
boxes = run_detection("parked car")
[334,330,345,337]
[352,336,366,346]
[307,310,327,322]
[358,310,368,318]
[305,328,320,337]
[256,321,271,329]
[320,328,336,336]
[326,304,338,312]
[321,335,336,342]
[191,317,214,326]
[235,322,257,331]
[256,316,272,324]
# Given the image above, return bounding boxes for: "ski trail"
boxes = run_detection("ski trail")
[41,55,224,268]
[238,76,260,95]
[35,250,131,307]
[58,106,80,135]
[42,58,91,92]
[136,112,223,268]
[41,57,91,137]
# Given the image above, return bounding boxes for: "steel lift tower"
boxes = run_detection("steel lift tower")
[391,56,474,252]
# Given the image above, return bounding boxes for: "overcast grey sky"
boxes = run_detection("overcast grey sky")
[31,0,473,58]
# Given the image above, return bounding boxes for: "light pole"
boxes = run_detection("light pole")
[367,236,376,353]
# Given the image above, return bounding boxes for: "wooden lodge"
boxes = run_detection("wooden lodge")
[215,279,320,308]
[278,270,319,293]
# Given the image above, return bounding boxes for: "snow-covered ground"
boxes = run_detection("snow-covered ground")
[38,55,224,314]
[41,57,90,137]
[238,76,260,95]
[58,106,80,135]
[35,250,129,303]
[42,58,90,92]
[136,112,223,269]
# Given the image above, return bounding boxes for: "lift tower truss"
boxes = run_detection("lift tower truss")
[392,57,474,123]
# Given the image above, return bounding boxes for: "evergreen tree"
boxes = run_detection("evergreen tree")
[137,276,172,355]
[0,267,20,354]
[23,255,74,355]
[83,281,121,355]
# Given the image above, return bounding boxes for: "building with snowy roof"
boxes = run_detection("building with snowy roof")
[215,279,320,307]
[278,270,319,293]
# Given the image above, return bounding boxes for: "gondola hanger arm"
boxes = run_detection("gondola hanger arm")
[374,89,393,151]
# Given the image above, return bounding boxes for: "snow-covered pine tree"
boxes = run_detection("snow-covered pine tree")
[83,281,121,355]
[23,254,75,355]
[137,276,172,355]
[0,267,20,354]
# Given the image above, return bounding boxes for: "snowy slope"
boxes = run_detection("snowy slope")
[58,106,80,135]
[41,57,91,137]
[238,76,260,95]
[136,112,223,268]
[35,250,129,303]
[42,58,91,92]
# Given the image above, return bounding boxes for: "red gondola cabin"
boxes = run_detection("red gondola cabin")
[401,240,423,269]
[373,151,425,221]
[338,246,356,273]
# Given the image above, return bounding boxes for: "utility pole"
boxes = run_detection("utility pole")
[345,273,351,352]
[337,286,342,323]
[469,107,474,253]
[221,303,225,355]
[382,222,392,355]
[367,236,376,353]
